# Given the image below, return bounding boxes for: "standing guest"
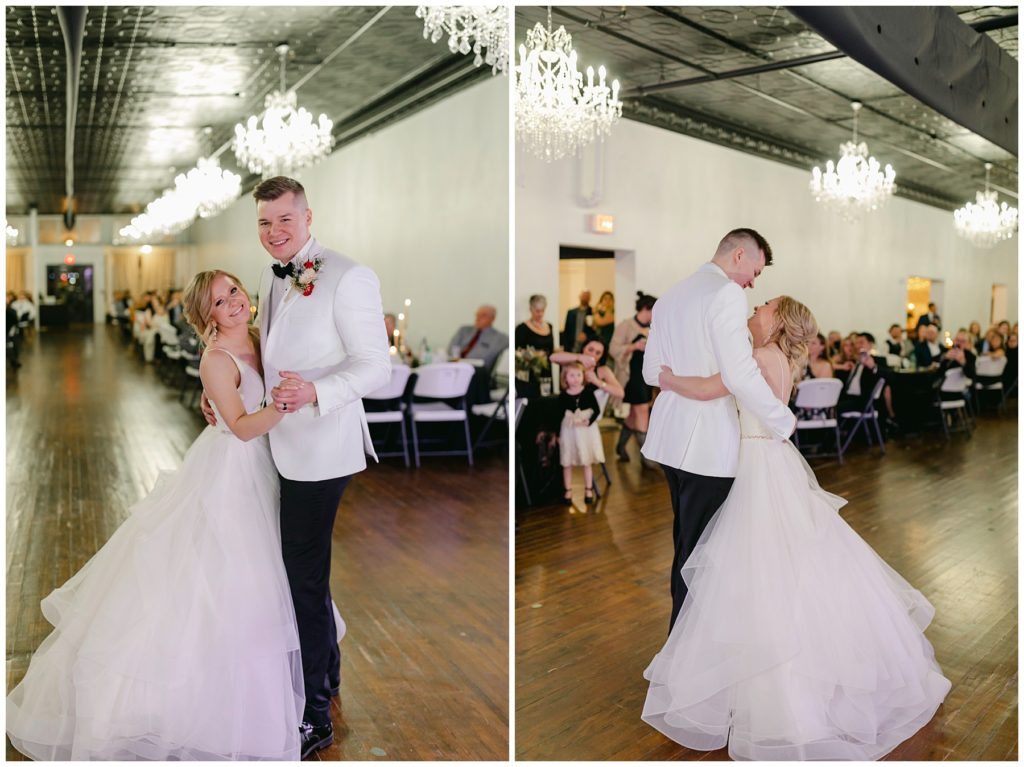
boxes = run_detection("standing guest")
[561,290,595,353]
[802,332,833,380]
[448,304,509,374]
[557,362,604,505]
[551,338,625,401]
[915,302,942,331]
[515,294,555,399]
[592,291,616,350]
[611,292,657,465]
[166,290,184,327]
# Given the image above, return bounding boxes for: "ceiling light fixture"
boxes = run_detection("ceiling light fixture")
[5,220,19,247]
[515,7,622,162]
[953,162,1018,248]
[233,43,334,179]
[810,101,896,221]
[415,6,509,76]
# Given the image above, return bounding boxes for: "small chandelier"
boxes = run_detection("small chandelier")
[5,220,19,246]
[954,162,1018,248]
[416,6,508,76]
[233,44,334,179]
[515,7,621,162]
[810,101,896,221]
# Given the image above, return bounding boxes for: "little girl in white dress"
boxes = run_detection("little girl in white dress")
[558,362,605,505]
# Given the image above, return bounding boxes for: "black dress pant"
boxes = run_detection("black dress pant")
[280,473,352,727]
[660,464,734,634]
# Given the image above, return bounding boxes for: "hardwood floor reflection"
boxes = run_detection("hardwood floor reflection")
[516,409,1017,761]
[6,325,509,761]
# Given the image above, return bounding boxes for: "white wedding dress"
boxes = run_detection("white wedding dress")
[642,347,951,760]
[7,349,305,760]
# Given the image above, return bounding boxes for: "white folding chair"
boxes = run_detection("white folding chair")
[974,356,1008,415]
[409,362,476,467]
[792,378,844,464]
[839,377,887,455]
[936,367,973,440]
[364,364,412,467]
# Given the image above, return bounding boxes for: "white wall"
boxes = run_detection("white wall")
[516,118,1018,340]
[189,77,509,350]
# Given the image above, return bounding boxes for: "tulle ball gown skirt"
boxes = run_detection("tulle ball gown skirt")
[6,428,305,760]
[642,439,951,761]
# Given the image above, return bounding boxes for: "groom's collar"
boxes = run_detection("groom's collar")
[702,261,728,280]
[287,236,317,267]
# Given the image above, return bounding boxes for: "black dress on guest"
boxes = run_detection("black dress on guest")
[514,321,554,399]
[624,332,653,405]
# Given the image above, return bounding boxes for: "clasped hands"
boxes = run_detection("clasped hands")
[270,371,317,413]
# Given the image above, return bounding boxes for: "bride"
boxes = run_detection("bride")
[7,270,307,760]
[642,296,951,761]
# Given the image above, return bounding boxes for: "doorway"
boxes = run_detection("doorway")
[991,284,1008,327]
[558,245,616,352]
[46,263,94,323]
[905,276,944,332]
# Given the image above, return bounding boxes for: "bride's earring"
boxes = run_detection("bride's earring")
[208,322,218,345]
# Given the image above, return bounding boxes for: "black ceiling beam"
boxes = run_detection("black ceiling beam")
[627,50,845,97]
[789,7,1018,155]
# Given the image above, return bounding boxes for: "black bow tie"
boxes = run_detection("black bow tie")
[271,262,295,279]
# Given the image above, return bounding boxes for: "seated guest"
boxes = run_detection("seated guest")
[838,332,898,430]
[561,290,597,353]
[448,304,508,374]
[830,335,857,379]
[940,331,977,380]
[6,293,21,369]
[802,332,834,380]
[884,323,912,358]
[12,292,36,324]
[968,321,984,353]
[913,324,944,367]
[384,313,398,348]
[826,330,842,359]
[551,338,625,401]
[1006,331,1018,390]
[981,328,1007,360]
[915,302,942,331]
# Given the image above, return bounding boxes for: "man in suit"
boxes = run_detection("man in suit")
[885,323,913,359]
[448,304,508,373]
[561,290,596,352]
[202,177,390,757]
[641,228,796,632]
[915,302,941,331]
[838,332,898,430]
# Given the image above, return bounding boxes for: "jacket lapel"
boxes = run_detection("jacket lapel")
[266,238,324,350]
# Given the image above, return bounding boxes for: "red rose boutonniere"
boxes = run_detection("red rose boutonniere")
[292,257,324,297]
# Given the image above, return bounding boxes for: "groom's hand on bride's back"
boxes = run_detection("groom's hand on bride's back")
[200,391,218,426]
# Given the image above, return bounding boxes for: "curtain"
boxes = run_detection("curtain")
[6,249,27,293]
[106,249,176,299]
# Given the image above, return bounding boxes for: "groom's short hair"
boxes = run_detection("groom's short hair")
[252,176,308,208]
[717,228,773,266]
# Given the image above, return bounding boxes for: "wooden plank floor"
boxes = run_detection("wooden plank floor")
[516,407,1017,761]
[6,325,509,761]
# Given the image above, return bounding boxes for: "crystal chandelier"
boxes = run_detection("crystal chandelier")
[5,219,19,246]
[416,6,508,76]
[177,157,242,219]
[954,162,1018,248]
[810,102,896,221]
[233,44,334,179]
[515,8,622,162]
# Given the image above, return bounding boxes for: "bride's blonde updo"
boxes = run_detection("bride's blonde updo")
[766,296,819,379]
[182,269,253,347]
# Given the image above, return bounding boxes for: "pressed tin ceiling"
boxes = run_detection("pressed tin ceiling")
[5,5,492,216]
[514,5,1018,212]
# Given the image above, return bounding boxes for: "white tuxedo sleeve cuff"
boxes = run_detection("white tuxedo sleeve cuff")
[708,284,796,439]
[310,265,391,415]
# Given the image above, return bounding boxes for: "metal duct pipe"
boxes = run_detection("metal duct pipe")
[57,6,87,230]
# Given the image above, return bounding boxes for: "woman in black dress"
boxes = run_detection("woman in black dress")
[610,292,656,465]
[514,294,555,399]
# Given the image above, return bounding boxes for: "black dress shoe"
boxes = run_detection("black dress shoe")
[300,721,334,759]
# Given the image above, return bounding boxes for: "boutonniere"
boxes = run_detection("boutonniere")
[293,257,324,297]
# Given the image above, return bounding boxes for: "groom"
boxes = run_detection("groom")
[641,228,796,633]
[203,176,390,757]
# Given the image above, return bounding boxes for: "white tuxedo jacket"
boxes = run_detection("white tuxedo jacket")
[640,262,796,478]
[257,238,391,481]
